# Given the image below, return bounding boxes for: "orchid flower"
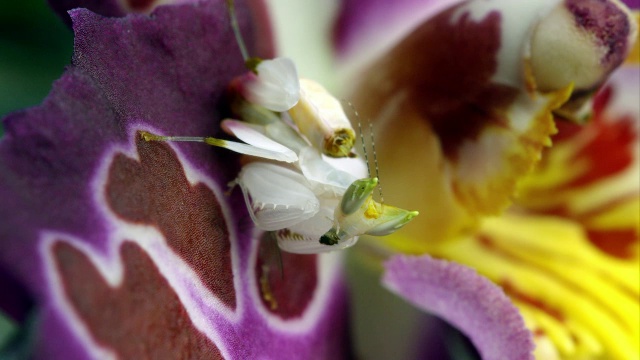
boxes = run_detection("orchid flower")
[317,0,636,359]
[0,1,637,360]
[0,1,351,358]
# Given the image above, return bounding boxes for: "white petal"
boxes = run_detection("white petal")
[298,147,357,193]
[218,140,297,163]
[237,163,319,230]
[246,57,301,112]
[287,197,338,238]
[221,119,298,162]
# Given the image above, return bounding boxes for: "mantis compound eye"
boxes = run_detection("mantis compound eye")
[340,178,379,215]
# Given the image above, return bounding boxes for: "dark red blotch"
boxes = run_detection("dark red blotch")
[556,85,637,189]
[404,9,515,159]
[354,5,517,160]
[127,0,156,12]
[551,85,638,260]
[255,234,318,319]
[54,240,223,359]
[106,137,236,308]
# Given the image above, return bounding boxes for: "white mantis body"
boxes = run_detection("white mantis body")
[140,0,418,253]
[221,98,418,253]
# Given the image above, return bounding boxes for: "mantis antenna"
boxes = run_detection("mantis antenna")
[369,122,384,204]
[355,110,371,179]
[346,101,385,204]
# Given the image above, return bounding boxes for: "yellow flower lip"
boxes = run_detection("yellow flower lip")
[347,1,638,357]
[335,0,639,358]
[434,215,639,359]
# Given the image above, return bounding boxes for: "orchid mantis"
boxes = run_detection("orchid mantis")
[140,0,418,253]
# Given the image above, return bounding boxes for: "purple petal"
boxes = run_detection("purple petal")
[48,0,127,21]
[383,255,534,360]
[48,0,199,24]
[333,0,463,63]
[0,2,348,358]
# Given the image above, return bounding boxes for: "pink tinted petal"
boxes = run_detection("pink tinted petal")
[383,255,534,360]
[598,65,640,123]
[333,0,463,66]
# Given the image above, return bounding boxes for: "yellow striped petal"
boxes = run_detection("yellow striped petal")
[433,214,638,359]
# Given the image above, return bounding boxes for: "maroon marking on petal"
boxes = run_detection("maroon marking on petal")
[553,118,586,142]
[520,198,639,260]
[53,240,223,359]
[500,280,565,322]
[409,9,516,160]
[592,84,614,116]
[353,6,517,160]
[481,233,633,331]
[254,233,317,319]
[127,0,156,12]
[106,136,235,308]
[553,86,637,189]
[565,0,631,66]
[586,229,638,260]
[568,115,636,188]
[479,236,565,322]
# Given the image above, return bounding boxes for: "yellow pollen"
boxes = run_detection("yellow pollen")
[259,264,278,310]
[364,200,381,219]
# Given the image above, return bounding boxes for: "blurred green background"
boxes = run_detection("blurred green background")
[0,0,72,344]
[0,0,74,135]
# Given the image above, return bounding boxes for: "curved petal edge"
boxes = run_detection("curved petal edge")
[382,254,534,360]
